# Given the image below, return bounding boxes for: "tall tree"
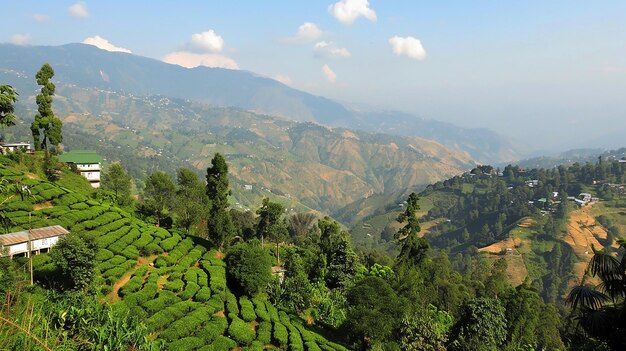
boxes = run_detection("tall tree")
[396,192,421,239]
[30,63,62,152]
[0,85,18,129]
[174,168,207,234]
[206,153,234,249]
[449,297,507,351]
[50,233,98,291]
[256,198,288,264]
[101,163,132,205]
[288,212,317,240]
[143,171,175,226]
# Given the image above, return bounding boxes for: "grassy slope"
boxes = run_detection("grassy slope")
[0,158,348,351]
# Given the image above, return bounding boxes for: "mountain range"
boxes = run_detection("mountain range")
[0,43,522,163]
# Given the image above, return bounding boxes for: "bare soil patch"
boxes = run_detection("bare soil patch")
[32,201,54,210]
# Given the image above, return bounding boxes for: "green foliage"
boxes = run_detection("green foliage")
[228,315,256,345]
[344,276,405,346]
[239,296,257,322]
[0,84,18,128]
[174,168,208,234]
[273,321,289,348]
[206,153,234,249]
[256,320,272,344]
[101,163,132,206]
[256,197,288,262]
[450,297,507,351]
[50,233,98,291]
[226,243,273,296]
[399,304,452,351]
[143,171,175,226]
[31,63,62,151]
[396,192,421,239]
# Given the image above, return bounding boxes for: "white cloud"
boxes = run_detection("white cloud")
[190,30,224,53]
[389,36,426,60]
[163,51,239,70]
[32,14,50,22]
[322,64,337,83]
[10,34,31,45]
[69,2,89,18]
[314,41,351,58]
[294,22,323,42]
[328,0,377,25]
[273,74,293,85]
[82,35,132,53]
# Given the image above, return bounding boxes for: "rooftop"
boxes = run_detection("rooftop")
[0,225,69,246]
[58,150,103,164]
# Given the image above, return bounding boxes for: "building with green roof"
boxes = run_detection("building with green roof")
[58,150,103,188]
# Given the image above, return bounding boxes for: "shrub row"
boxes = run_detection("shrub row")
[195,286,211,301]
[180,282,200,300]
[124,282,158,307]
[273,321,288,348]
[159,233,181,251]
[252,298,270,321]
[160,307,210,342]
[164,278,184,292]
[227,315,256,346]
[81,211,123,230]
[206,266,227,295]
[143,290,182,314]
[119,275,144,297]
[145,300,200,332]
[95,225,132,248]
[167,337,204,350]
[256,321,272,344]
[226,292,239,315]
[97,255,127,272]
[239,296,257,322]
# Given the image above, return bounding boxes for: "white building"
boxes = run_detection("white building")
[0,225,69,258]
[0,142,32,153]
[58,150,103,188]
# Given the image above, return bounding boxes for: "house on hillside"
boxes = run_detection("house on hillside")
[58,150,103,188]
[0,142,32,153]
[0,225,69,258]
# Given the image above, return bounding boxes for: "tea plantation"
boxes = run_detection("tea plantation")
[0,165,348,350]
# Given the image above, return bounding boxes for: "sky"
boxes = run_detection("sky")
[2,0,626,151]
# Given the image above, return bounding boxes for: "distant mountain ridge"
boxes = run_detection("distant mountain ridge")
[0,43,521,163]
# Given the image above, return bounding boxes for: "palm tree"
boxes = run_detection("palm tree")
[566,239,626,348]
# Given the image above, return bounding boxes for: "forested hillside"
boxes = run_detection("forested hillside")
[2,83,473,216]
[352,158,626,310]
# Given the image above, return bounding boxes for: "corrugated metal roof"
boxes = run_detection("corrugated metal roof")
[0,225,69,246]
[58,150,102,164]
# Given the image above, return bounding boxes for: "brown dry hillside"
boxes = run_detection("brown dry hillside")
[562,205,611,285]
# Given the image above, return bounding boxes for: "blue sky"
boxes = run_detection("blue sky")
[2,1,626,150]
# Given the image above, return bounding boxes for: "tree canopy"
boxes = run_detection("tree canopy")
[30,63,62,151]
[0,84,18,129]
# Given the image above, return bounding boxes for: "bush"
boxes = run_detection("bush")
[253,298,270,321]
[167,337,204,350]
[199,316,229,343]
[306,342,323,351]
[206,296,225,314]
[211,336,237,351]
[141,242,163,255]
[228,316,256,346]
[119,276,143,297]
[257,321,272,344]
[160,234,181,251]
[95,249,114,262]
[196,287,211,302]
[246,341,265,351]
[163,278,184,292]
[180,282,200,300]
[143,290,181,314]
[226,243,274,296]
[207,266,227,295]
[226,292,239,315]
[273,321,288,348]
[239,296,257,322]
[160,307,209,342]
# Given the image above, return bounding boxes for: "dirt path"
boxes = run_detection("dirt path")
[105,255,159,303]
